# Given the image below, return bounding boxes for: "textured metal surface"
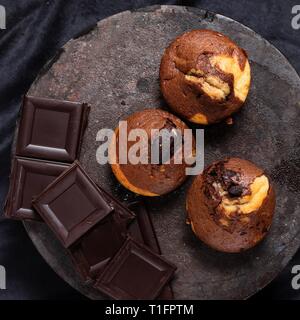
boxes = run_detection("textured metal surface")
[23,5,300,299]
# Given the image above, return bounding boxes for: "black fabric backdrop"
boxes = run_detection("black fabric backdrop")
[0,0,299,300]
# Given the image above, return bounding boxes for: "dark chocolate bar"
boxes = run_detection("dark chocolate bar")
[127,201,174,300]
[16,96,90,162]
[4,157,69,221]
[69,195,135,282]
[32,161,113,248]
[94,238,176,300]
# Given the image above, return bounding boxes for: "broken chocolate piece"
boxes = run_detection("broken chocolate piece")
[94,238,176,300]
[4,157,69,221]
[69,189,135,281]
[32,161,113,248]
[69,209,133,281]
[127,201,174,300]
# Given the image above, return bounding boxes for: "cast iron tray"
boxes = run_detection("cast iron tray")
[22,5,300,299]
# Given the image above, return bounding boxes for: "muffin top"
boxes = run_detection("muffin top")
[160,29,251,124]
[110,109,195,196]
[186,158,275,252]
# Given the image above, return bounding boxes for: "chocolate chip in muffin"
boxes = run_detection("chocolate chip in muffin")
[228,184,243,197]
[150,119,182,165]
[222,169,241,187]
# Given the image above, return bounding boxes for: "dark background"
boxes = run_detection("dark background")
[0,0,299,300]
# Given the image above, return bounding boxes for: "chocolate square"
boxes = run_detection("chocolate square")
[95,238,176,300]
[4,157,69,221]
[16,96,89,162]
[32,162,113,248]
[127,201,174,300]
[70,211,132,281]
[69,194,135,281]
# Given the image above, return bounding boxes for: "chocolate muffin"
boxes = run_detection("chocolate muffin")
[186,158,275,253]
[160,29,251,125]
[109,109,195,196]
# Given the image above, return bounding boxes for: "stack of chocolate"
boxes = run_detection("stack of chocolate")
[5,96,90,221]
[4,96,176,300]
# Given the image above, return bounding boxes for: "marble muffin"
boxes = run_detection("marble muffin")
[186,158,275,253]
[109,109,195,196]
[160,29,251,125]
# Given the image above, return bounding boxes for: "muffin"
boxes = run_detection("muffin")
[109,109,195,196]
[160,29,251,125]
[186,158,275,253]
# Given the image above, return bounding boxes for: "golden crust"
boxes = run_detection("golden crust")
[109,128,159,197]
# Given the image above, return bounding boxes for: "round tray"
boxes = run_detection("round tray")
[24,5,300,299]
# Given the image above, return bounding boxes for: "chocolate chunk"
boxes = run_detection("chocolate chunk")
[94,238,176,300]
[4,157,69,221]
[209,169,217,177]
[32,161,113,248]
[150,119,181,165]
[16,96,90,162]
[228,184,243,197]
[127,201,174,300]
[222,169,240,187]
[70,200,174,301]
[69,210,133,281]
[69,188,135,282]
